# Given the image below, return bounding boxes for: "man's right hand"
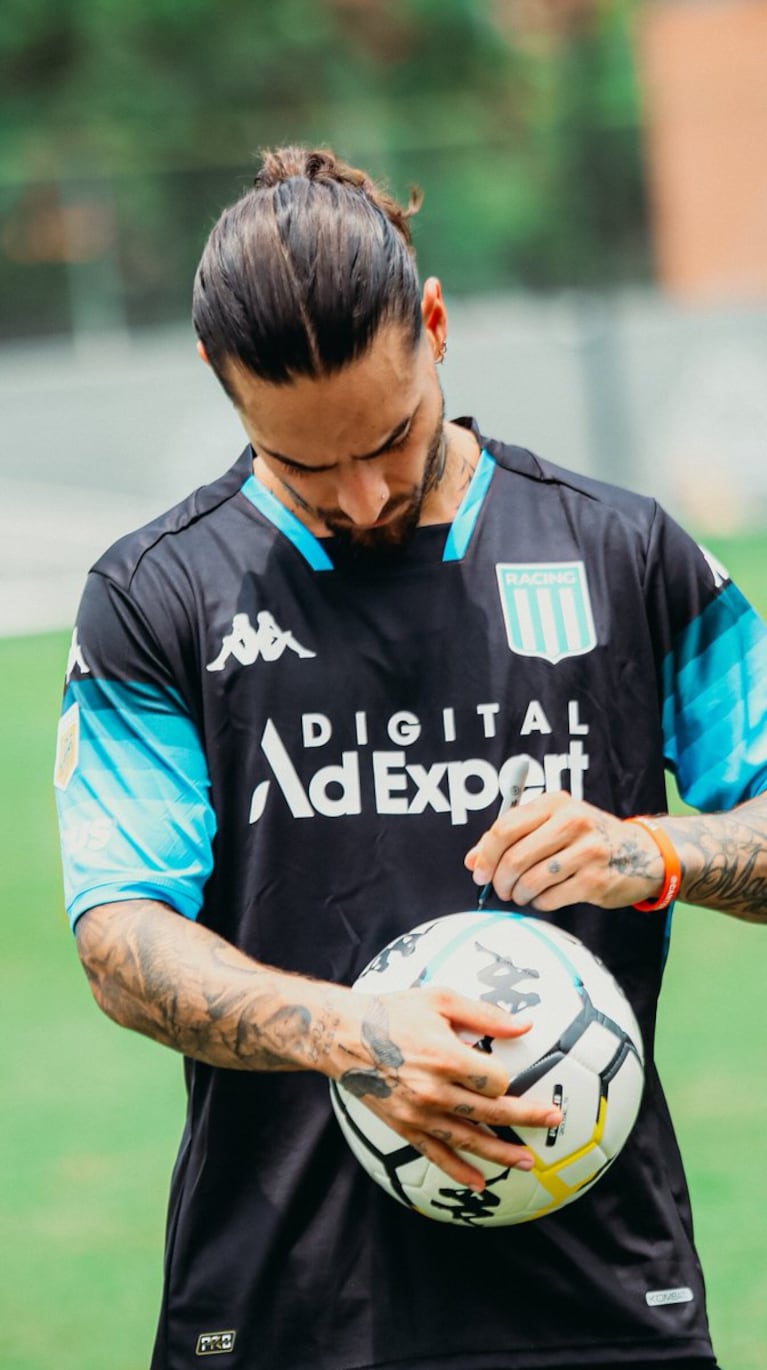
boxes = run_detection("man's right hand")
[328,985,562,1191]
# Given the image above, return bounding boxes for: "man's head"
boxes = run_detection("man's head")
[193,146,423,392]
[193,147,451,550]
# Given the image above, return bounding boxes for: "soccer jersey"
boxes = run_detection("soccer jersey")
[55,421,767,1369]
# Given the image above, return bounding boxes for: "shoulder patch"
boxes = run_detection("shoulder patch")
[54,701,80,791]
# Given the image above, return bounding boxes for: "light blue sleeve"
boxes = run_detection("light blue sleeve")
[55,675,216,928]
[661,581,767,810]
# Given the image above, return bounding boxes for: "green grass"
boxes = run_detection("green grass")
[0,532,764,1369]
[0,631,182,1370]
[655,531,767,1370]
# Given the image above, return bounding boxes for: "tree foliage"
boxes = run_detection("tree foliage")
[0,0,647,337]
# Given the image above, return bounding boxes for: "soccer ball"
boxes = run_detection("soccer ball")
[330,911,644,1227]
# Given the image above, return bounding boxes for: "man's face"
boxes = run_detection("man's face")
[227,321,447,552]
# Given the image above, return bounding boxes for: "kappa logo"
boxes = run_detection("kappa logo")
[496,562,597,665]
[206,611,315,673]
[698,543,730,590]
[65,628,90,683]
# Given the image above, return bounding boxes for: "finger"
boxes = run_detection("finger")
[465,794,565,878]
[433,987,534,1038]
[448,1044,513,1100]
[444,1085,563,1135]
[494,840,575,904]
[410,1128,535,1191]
[525,871,613,912]
[472,821,569,896]
[451,1127,535,1172]
[409,1132,490,1191]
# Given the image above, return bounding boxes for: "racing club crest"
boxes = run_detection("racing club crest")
[495,562,597,665]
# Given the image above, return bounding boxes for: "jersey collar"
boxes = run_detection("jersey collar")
[239,442,496,571]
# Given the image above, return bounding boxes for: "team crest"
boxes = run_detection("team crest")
[495,561,597,664]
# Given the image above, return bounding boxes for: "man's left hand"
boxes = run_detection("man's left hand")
[465,792,665,911]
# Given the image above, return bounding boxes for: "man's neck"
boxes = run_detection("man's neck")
[418,420,480,527]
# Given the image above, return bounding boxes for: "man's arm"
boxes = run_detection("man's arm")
[76,899,343,1072]
[75,900,563,1189]
[465,792,767,922]
[659,795,767,922]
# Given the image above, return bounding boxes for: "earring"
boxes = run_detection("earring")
[436,340,447,365]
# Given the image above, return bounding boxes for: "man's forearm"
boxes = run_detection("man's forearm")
[661,793,767,922]
[76,900,347,1071]
[75,899,568,1190]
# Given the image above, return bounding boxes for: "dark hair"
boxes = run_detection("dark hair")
[193,146,423,393]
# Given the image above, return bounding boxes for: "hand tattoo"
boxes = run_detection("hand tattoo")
[339,998,403,1100]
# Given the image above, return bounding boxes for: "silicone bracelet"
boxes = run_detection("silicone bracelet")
[623,816,682,911]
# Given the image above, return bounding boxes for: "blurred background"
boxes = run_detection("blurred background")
[1,2,765,1368]
[2,0,766,633]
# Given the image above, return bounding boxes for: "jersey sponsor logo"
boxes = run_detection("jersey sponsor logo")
[206,611,315,672]
[247,701,590,826]
[645,1286,694,1307]
[495,562,597,664]
[54,702,80,791]
[195,1329,236,1355]
[65,628,90,683]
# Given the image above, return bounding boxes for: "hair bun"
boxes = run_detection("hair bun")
[253,144,421,247]
[253,146,312,189]
[254,146,367,192]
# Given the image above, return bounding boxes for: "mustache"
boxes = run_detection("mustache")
[321,492,414,529]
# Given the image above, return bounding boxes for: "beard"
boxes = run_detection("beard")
[310,396,448,557]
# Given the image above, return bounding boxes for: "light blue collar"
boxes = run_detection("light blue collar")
[239,448,496,569]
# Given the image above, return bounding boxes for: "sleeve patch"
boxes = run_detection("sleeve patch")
[54,702,80,792]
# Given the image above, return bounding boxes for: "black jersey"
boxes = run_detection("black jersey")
[55,422,767,1370]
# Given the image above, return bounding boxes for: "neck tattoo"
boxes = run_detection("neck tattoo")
[423,429,449,498]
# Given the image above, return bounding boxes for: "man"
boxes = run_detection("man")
[55,146,766,1370]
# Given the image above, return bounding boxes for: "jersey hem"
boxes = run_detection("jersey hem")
[321,1338,716,1370]
[67,881,199,930]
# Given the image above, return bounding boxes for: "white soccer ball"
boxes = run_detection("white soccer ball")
[330,911,644,1227]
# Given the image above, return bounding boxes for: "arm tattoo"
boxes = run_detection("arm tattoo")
[605,798,767,921]
[663,799,767,922]
[76,900,342,1072]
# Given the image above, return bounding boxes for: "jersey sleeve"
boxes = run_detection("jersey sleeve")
[644,509,767,811]
[54,571,216,929]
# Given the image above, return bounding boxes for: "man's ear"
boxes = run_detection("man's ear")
[196,339,210,366]
[421,277,447,362]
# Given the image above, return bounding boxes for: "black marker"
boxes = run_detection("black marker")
[476,755,531,909]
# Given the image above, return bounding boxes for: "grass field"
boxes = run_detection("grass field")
[0,533,764,1370]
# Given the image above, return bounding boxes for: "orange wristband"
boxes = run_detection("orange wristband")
[623,816,682,911]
